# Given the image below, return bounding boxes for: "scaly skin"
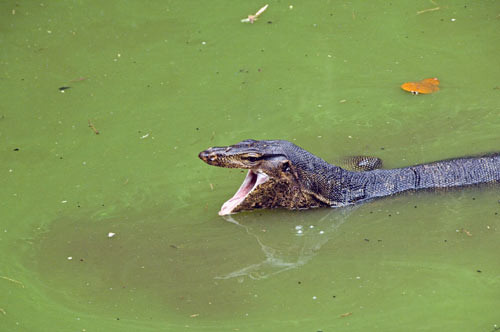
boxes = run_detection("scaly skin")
[199,139,500,213]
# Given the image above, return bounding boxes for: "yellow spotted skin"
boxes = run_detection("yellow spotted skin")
[339,156,383,172]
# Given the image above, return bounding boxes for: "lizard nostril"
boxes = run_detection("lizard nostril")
[198,150,210,160]
[198,150,219,163]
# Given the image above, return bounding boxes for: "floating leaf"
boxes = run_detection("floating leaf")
[401,78,440,95]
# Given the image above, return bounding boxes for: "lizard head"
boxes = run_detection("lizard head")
[199,139,322,215]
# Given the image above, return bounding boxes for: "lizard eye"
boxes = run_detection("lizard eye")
[243,153,262,162]
[246,156,261,162]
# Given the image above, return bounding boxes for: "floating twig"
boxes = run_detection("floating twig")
[417,7,440,15]
[241,4,269,23]
[340,312,352,318]
[0,276,25,288]
[88,120,100,135]
[459,228,472,237]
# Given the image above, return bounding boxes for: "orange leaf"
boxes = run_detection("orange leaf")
[401,78,440,95]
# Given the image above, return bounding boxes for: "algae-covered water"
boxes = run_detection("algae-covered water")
[1,1,499,331]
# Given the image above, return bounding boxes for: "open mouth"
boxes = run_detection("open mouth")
[219,170,269,215]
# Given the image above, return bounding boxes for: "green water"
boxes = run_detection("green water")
[1,1,499,331]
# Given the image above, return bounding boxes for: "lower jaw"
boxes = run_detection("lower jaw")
[218,170,269,215]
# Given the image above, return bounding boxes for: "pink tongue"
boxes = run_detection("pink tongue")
[218,171,268,215]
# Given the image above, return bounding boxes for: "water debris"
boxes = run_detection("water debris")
[0,276,25,288]
[190,313,199,318]
[241,4,269,23]
[340,312,352,318]
[401,78,440,95]
[458,228,472,237]
[417,7,440,15]
[88,120,100,135]
[69,77,88,83]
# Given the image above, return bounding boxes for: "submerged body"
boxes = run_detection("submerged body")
[199,139,500,215]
